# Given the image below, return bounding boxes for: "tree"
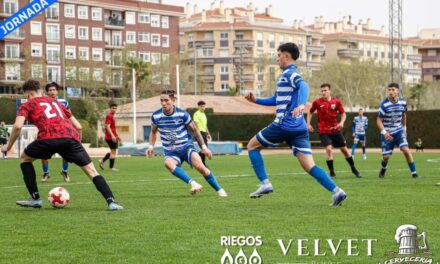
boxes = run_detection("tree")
[126,58,151,99]
[409,83,428,109]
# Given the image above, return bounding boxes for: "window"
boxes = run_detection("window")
[45,3,59,19]
[46,45,60,63]
[65,25,76,39]
[139,12,150,23]
[47,66,61,82]
[427,49,437,56]
[5,64,20,80]
[127,51,137,59]
[78,27,89,40]
[92,28,102,41]
[162,53,169,64]
[163,73,170,85]
[93,68,103,81]
[46,24,60,41]
[151,53,161,65]
[162,35,169,48]
[78,6,88,19]
[204,32,213,40]
[31,64,43,79]
[5,44,19,58]
[279,34,284,44]
[91,7,102,21]
[30,22,42,35]
[126,12,136,25]
[79,47,89,60]
[65,46,76,59]
[198,48,213,57]
[126,32,136,44]
[221,83,229,90]
[151,14,160,27]
[138,32,150,43]
[79,68,90,81]
[151,34,160,47]
[65,66,76,80]
[139,52,150,62]
[220,32,228,40]
[152,72,161,84]
[257,32,263,47]
[268,34,275,48]
[64,4,75,18]
[219,49,229,57]
[161,16,169,28]
[4,0,18,14]
[92,48,102,61]
[31,43,43,57]
[235,33,244,40]
[220,66,228,74]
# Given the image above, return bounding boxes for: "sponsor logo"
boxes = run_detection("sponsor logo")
[220,236,263,264]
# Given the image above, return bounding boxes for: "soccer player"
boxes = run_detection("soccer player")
[244,43,346,206]
[0,121,9,158]
[193,100,212,165]
[414,138,424,152]
[377,83,418,178]
[0,80,123,210]
[99,103,120,171]
[307,83,362,178]
[351,108,369,160]
[41,82,71,182]
[146,90,227,197]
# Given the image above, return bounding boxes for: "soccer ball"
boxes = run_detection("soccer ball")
[48,187,70,208]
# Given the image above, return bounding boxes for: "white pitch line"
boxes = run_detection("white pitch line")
[1,167,437,190]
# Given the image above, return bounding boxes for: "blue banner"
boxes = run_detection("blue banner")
[0,0,58,40]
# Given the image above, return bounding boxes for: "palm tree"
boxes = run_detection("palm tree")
[126,58,151,99]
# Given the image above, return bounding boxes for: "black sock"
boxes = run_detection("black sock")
[20,162,40,200]
[92,176,115,204]
[346,156,355,168]
[199,151,206,165]
[109,158,115,169]
[381,160,388,169]
[326,160,335,174]
[102,153,110,162]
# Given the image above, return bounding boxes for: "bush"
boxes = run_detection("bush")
[78,119,97,144]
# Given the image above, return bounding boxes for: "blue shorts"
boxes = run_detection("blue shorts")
[381,131,408,156]
[256,124,312,156]
[164,145,197,167]
[354,134,366,143]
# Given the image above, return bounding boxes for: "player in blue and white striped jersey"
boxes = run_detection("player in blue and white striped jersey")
[41,82,71,183]
[351,108,369,160]
[244,43,346,206]
[146,90,227,197]
[377,83,418,178]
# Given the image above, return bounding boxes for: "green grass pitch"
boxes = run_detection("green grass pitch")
[0,153,439,263]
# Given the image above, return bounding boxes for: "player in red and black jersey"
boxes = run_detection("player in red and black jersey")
[1,80,123,210]
[307,83,362,178]
[99,103,120,171]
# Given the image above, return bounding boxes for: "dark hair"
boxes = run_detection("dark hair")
[45,82,60,92]
[320,83,331,89]
[277,42,300,60]
[388,82,400,89]
[109,102,118,108]
[197,100,206,106]
[161,89,176,98]
[22,79,41,92]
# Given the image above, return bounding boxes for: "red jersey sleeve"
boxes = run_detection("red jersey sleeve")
[309,100,317,113]
[61,104,72,119]
[17,103,29,120]
[105,114,112,125]
[337,99,345,114]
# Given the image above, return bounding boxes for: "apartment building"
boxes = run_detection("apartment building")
[305,16,422,84]
[0,0,183,96]
[408,29,440,82]
[179,1,324,96]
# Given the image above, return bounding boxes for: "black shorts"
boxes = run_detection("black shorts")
[0,138,6,145]
[106,139,118,150]
[319,132,347,148]
[24,138,92,166]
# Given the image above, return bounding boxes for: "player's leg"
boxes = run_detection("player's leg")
[197,131,208,166]
[164,155,200,194]
[320,134,336,178]
[109,147,118,171]
[189,150,227,197]
[398,135,419,178]
[351,136,359,156]
[335,133,362,178]
[361,137,367,160]
[0,138,6,158]
[60,159,70,182]
[379,136,394,178]
[99,140,112,170]
[41,159,50,182]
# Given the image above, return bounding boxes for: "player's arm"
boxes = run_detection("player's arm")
[402,112,407,135]
[365,118,369,131]
[337,101,346,129]
[187,121,212,159]
[69,115,83,140]
[146,124,158,157]
[1,116,25,153]
[306,101,316,132]
[105,124,117,142]
[352,118,356,135]
[245,91,276,106]
[377,116,393,141]
[291,76,309,117]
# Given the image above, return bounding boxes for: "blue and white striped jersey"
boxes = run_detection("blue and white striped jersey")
[56,97,70,110]
[151,107,193,152]
[378,98,407,135]
[352,116,368,135]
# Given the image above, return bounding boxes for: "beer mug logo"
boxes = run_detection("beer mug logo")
[394,224,429,255]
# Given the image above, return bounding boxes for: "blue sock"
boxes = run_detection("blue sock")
[248,149,268,183]
[62,161,69,172]
[172,167,192,184]
[351,143,357,156]
[362,146,366,155]
[308,165,337,192]
[408,162,416,173]
[204,172,221,191]
[42,163,49,174]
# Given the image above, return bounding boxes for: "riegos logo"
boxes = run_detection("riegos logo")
[220,236,263,264]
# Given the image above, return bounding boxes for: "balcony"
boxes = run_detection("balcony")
[3,30,25,41]
[422,56,440,63]
[233,56,254,64]
[406,68,422,76]
[198,74,215,82]
[194,40,215,48]
[337,49,361,58]
[306,61,321,70]
[105,41,124,49]
[0,78,24,85]
[306,45,325,55]
[234,73,255,82]
[105,18,125,29]
[234,40,254,48]
[106,59,124,68]
[407,54,422,63]
[0,53,25,63]
[196,58,215,65]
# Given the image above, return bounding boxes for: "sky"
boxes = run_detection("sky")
[163,0,439,37]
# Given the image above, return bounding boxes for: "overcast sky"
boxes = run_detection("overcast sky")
[164,0,439,37]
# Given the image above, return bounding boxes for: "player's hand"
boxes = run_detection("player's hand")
[307,124,314,133]
[207,134,212,141]
[384,133,393,141]
[1,145,8,154]
[244,92,256,103]
[111,136,117,143]
[352,133,355,137]
[202,148,213,160]
[291,104,305,117]
[146,147,154,157]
